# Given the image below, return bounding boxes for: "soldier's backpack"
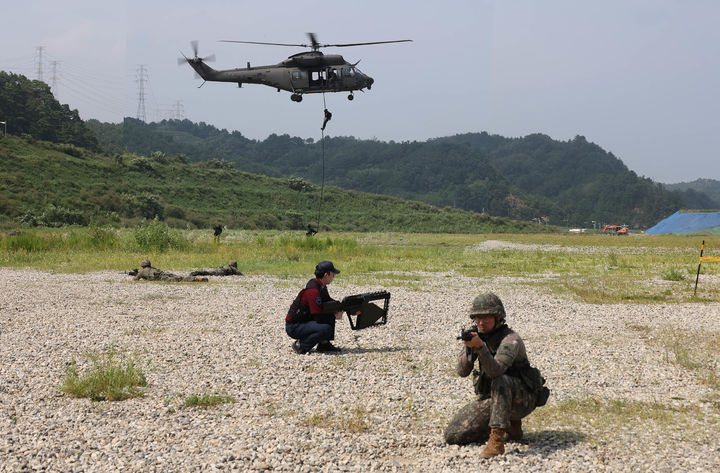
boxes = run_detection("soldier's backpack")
[286,279,322,323]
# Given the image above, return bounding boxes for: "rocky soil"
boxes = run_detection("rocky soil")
[1,267,719,472]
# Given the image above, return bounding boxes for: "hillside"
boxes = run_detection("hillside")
[87,119,683,228]
[0,135,541,233]
[0,71,100,151]
[88,118,554,221]
[436,133,683,227]
[663,178,720,209]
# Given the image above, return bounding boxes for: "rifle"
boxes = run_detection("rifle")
[457,328,480,362]
[457,328,478,341]
[323,290,391,330]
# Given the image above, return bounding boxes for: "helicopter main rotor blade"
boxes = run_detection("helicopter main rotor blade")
[322,39,413,48]
[307,32,320,50]
[219,40,310,48]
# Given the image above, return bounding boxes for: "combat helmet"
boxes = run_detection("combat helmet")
[140,259,151,268]
[229,260,238,268]
[469,292,506,324]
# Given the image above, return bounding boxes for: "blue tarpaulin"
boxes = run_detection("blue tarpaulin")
[645,211,720,234]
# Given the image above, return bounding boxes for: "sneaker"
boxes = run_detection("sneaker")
[316,342,342,353]
[292,340,308,355]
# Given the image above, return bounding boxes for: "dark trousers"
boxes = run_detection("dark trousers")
[285,321,335,351]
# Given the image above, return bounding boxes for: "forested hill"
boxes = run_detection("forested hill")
[435,133,683,227]
[663,179,720,209]
[88,118,684,228]
[0,134,540,233]
[0,71,100,151]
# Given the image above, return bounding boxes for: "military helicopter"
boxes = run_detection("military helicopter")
[178,33,411,102]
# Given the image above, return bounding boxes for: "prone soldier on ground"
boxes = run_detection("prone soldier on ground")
[190,261,243,277]
[444,292,549,458]
[132,260,208,282]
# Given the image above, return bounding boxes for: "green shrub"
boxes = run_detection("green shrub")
[121,192,164,220]
[62,349,147,401]
[17,204,89,227]
[133,217,188,251]
[87,224,118,249]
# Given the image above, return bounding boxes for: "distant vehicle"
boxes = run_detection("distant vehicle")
[178,33,412,102]
[602,224,629,235]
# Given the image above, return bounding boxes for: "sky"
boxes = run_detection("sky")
[1,0,719,183]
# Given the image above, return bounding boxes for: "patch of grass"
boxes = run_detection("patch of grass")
[302,405,370,433]
[628,325,720,391]
[183,393,236,408]
[62,348,147,401]
[304,410,333,428]
[526,397,704,444]
[662,268,686,281]
[2,229,720,303]
[341,405,369,433]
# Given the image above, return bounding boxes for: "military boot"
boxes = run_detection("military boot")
[479,427,505,458]
[507,419,523,441]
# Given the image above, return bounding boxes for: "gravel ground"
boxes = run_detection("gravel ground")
[1,267,719,472]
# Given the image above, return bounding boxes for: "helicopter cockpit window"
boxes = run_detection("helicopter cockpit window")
[342,67,355,77]
[291,71,306,81]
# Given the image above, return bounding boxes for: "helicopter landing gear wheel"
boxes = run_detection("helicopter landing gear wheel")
[347,93,354,101]
[291,93,303,102]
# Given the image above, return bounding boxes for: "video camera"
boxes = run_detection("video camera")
[323,290,391,330]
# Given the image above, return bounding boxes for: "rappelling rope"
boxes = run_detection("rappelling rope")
[315,92,328,232]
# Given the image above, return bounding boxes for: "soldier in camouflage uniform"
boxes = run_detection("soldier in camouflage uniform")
[444,292,547,458]
[133,260,208,282]
[190,261,243,277]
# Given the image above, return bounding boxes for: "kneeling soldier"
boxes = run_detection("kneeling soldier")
[444,292,548,457]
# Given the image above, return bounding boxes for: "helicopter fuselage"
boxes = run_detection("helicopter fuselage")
[186,51,374,101]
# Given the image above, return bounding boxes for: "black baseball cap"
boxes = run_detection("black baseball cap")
[316,261,340,275]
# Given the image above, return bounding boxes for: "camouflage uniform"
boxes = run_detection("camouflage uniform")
[190,261,243,277]
[444,293,541,446]
[133,260,206,282]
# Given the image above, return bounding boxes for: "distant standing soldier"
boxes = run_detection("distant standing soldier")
[132,260,208,282]
[444,292,549,457]
[190,261,243,277]
[213,224,223,243]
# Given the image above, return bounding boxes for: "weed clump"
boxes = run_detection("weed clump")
[662,268,685,281]
[183,393,236,408]
[62,349,147,401]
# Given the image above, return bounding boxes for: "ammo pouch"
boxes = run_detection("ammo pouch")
[475,365,550,407]
[516,365,550,407]
[472,370,492,399]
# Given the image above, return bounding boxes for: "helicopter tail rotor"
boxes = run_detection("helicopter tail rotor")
[179,41,217,83]
[182,40,216,63]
